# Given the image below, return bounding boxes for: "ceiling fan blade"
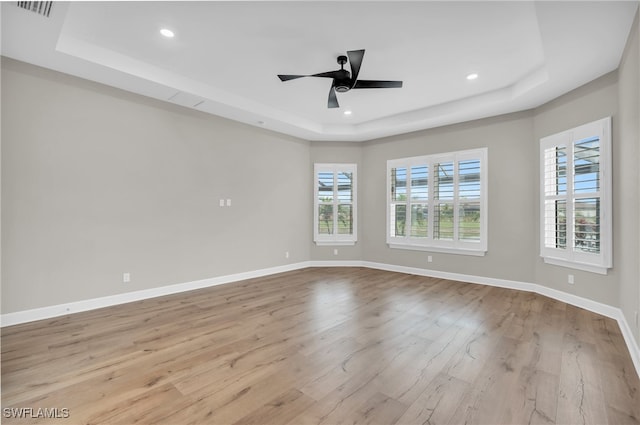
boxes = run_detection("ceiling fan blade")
[312,70,343,79]
[328,82,339,108]
[278,75,307,82]
[347,49,365,86]
[279,70,342,82]
[353,80,403,89]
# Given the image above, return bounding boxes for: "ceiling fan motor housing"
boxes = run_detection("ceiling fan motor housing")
[335,79,351,93]
[334,66,351,92]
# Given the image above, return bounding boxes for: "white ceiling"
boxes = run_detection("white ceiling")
[2,1,638,142]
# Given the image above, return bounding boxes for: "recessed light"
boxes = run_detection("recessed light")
[344,110,352,116]
[466,73,478,81]
[160,28,175,38]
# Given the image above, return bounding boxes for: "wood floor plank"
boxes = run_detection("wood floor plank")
[513,367,559,425]
[231,389,316,425]
[343,391,407,425]
[286,367,383,425]
[395,372,470,425]
[2,267,638,425]
[445,335,534,424]
[556,334,609,425]
[597,354,640,424]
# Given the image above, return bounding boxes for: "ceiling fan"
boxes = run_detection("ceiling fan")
[277,49,403,109]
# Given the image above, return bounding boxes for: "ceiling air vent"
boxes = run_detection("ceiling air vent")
[16,1,53,17]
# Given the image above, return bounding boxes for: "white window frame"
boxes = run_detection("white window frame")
[386,148,488,256]
[314,163,357,246]
[539,117,612,274]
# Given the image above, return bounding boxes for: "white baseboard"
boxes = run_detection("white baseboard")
[0,261,311,327]
[352,261,620,316]
[309,260,367,267]
[309,260,640,378]
[357,261,640,378]
[3,259,638,379]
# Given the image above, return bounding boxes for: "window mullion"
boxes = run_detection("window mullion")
[567,141,575,257]
[427,160,434,242]
[453,158,459,245]
[333,171,339,235]
[406,166,412,240]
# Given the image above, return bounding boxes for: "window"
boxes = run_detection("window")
[540,117,612,274]
[314,164,357,245]
[387,148,487,255]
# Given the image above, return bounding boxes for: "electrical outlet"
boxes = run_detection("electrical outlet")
[226,199,232,207]
[123,272,131,283]
[285,251,289,259]
[219,199,225,207]
[333,249,338,256]
[568,274,574,285]
[428,255,433,263]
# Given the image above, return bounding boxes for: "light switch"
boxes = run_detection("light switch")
[226,199,232,207]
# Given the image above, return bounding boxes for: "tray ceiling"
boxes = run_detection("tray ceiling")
[2,1,637,141]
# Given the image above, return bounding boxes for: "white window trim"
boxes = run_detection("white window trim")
[314,163,357,246]
[539,117,612,274]
[386,148,488,256]
[388,243,486,256]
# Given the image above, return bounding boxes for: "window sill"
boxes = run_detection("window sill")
[315,241,357,246]
[542,257,609,275]
[388,243,486,257]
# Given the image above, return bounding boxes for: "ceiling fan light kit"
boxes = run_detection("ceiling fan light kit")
[278,49,403,109]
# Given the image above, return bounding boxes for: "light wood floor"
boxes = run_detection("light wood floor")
[2,267,639,425]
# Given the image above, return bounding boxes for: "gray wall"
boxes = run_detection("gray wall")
[618,11,640,345]
[1,58,311,313]
[360,112,536,283]
[532,72,620,306]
